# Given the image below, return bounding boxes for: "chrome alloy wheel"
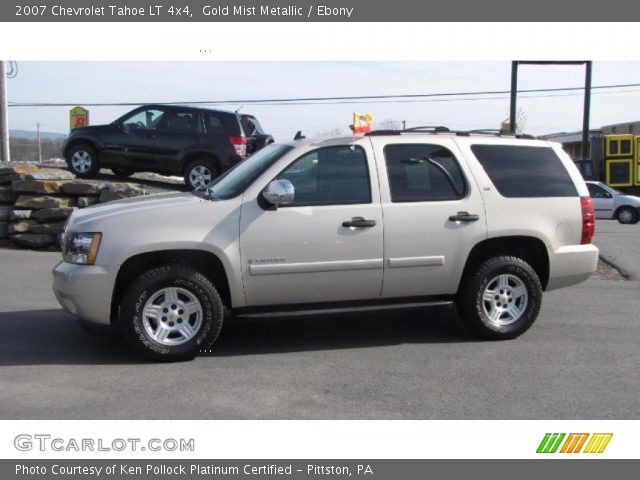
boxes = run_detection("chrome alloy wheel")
[142,287,203,346]
[481,274,528,326]
[188,165,212,189]
[71,150,93,173]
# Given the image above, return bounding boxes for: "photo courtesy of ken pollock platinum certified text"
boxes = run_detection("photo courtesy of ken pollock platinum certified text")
[16,464,365,476]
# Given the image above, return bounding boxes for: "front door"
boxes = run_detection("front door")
[369,136,487,298]
[587,183,615,219]
[105,107,166,168]
[239,144,384,306]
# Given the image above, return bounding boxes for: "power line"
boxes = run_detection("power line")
[7,82,640,108]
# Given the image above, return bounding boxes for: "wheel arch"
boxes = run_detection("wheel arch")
[181,151,222,175]
[111,249,232,324]
[613,204,638,222]
[63,138,99,159]
[459,236,550,292]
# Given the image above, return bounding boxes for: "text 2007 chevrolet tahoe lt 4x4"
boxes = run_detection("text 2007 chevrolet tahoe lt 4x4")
[53,129,598,361]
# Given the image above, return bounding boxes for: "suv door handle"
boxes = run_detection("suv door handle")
[448,211,480,222]
[342,217,376,228]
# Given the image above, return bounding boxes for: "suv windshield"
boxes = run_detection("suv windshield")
[204,144,293,199]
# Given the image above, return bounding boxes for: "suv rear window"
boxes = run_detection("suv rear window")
[471,145,578,198]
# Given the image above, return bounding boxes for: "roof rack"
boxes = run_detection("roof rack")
[366,126,536,140]
[367,126,450,136]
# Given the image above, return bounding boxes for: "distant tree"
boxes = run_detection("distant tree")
[516,108,528,134]
[376,119,402,131]
[315,126,345,137]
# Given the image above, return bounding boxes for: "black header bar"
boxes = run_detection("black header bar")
[4,0,640,22]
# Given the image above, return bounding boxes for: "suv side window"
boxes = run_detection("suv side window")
[471,145,578,198]
[165,110,198,132]
[122,108,165,130]
[205,113,227,137]
[384,144,467,202]
[276,146,371,206]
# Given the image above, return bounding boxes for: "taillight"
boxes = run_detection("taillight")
[580,196,595,244]
[229,136,247,158]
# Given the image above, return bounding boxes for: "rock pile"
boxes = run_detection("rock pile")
[0,165,147,249]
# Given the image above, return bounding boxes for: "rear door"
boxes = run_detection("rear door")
[154,108,203,172]
[370,136,487,298]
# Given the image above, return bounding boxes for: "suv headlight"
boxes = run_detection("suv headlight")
[61,232,102,265]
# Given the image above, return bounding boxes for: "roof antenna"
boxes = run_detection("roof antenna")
[294,131,305,140]
[235,105,244,113]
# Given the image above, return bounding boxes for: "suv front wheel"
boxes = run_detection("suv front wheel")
[458,256,542,340]
[67,144,99,178]
[119,264,224,361]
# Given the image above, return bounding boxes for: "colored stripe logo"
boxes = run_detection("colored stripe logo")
[537,433,612,454]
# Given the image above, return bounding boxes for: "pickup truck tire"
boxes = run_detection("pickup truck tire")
[67,144,99,178]
[458,256,542,340]
[119,264,224,362]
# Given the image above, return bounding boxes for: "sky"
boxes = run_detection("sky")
[6,61,640,139]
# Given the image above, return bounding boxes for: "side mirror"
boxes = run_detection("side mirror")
[263,179,294,206]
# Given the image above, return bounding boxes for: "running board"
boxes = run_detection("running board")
[234,299,454,319]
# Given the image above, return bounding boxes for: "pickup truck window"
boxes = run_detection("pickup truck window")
[384,144,467,202]
[276,145,371,206]
[206,144,293,199]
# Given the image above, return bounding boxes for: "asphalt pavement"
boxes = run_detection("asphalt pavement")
[594,220,640,279]
[0,222,638,419]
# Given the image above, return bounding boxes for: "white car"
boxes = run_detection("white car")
[586,181,640,224]
[53,129,599,361]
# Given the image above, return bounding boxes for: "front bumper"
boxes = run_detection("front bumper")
[546,244,599,291]
[52,261,116,326]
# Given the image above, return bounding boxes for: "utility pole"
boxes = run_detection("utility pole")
[0,61,9,163]
[37,122,42,163]
[402,120,406,130]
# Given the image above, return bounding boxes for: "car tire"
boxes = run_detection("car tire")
[457,256,542,340]
[616,206,638,224]
[184,158,218,190]
[67,144,99,178]
[111,168,134,178]
[119,264,224,362]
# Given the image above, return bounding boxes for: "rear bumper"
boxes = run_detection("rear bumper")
[52,261,115,326]
[546,244,599,291]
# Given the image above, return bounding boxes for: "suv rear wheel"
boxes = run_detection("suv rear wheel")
[184,158,218,190]
[458,256,542,340]
[67,144,99,178]
[119,264,224,362]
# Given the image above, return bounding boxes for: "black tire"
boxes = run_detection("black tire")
[184,158,218,190]
[119,264,224,362]
[111,168,134,178]
[457,256,542,340]
[616,206,639,224]
[66,144,99,178]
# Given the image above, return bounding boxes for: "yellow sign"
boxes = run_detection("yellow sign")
[69,106,89,130]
